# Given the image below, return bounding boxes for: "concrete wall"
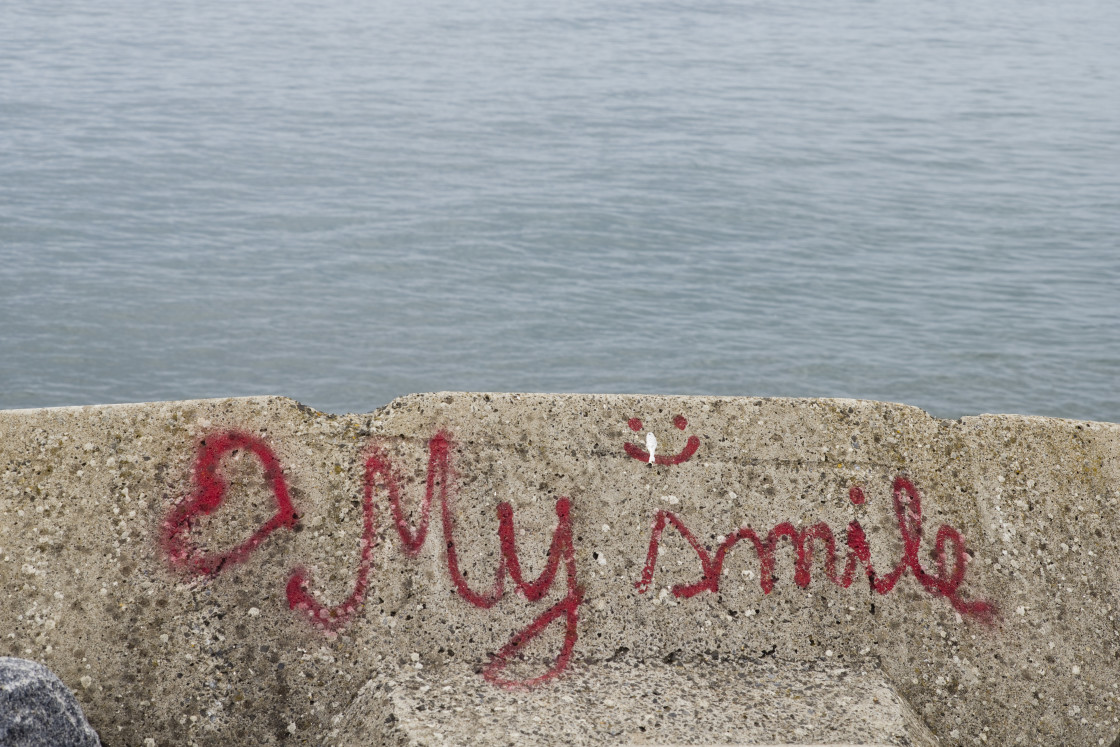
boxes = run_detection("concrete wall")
[1,393,1118,745]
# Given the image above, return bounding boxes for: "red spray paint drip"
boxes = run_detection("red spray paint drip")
[635,477,997,624]
[285,454,379,633]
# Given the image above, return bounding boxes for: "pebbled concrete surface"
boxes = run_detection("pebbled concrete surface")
[1,393,1119,745]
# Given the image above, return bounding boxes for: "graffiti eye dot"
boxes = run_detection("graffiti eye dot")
[673,415,688,430]
[849,485,866,505]
[628,418,643,432]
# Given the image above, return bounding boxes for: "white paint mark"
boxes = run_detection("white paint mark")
[645,432,657,463]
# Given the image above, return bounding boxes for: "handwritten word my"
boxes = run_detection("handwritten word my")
[362,433,582,688]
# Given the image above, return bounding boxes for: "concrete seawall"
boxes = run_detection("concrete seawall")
[1,393,1118,745]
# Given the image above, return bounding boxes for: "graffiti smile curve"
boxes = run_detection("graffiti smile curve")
[623,414,701,465]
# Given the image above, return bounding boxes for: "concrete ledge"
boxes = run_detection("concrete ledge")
[332,657,937,746]
[2,393,1119,745]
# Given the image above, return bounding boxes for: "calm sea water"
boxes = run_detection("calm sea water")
[1,0,1118,421]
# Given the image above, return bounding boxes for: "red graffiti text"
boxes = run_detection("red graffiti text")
[363,433,582,688]
[635,479,996,623]
[161,430,581,687]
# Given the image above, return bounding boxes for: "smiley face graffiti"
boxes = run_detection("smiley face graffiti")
[623,414,701,465]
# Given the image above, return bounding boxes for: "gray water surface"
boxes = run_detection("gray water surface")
[2,0,1118,420]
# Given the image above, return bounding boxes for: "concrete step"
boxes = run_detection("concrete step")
[333,658,938,746]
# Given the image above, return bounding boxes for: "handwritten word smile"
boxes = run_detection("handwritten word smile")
[635,481,997,624]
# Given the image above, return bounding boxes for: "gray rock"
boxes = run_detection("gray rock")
[0,658,100,747]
